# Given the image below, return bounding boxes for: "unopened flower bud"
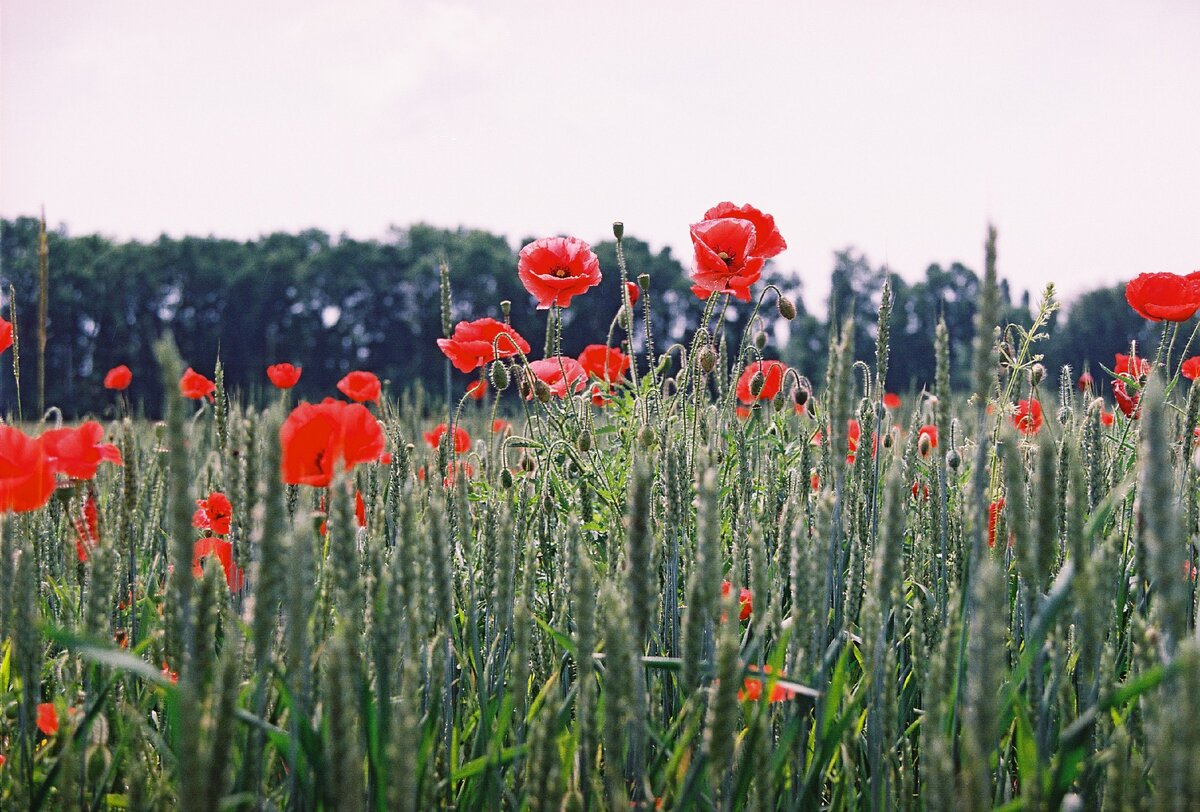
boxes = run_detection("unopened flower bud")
[1031,363,1046,386]
[638,273,650,291]
[534,380,552,403]
[499,468,514,489]
[500,300,511,321]
[612,221,624,240]
[792,384,810,407]
[947,449,961,470]
[883,431,894,449]
[749,372,765,398]
[777,296,796,321]
[577,431,592,453]
[754,331,768,351]
[918,432,933,458]
[490,362,509,391]
[699,347,718,374]
[772,391,785,411]
[518,375,532,400]
[520,453,537,473]
[638,425,657,449]
[656,354,671,376]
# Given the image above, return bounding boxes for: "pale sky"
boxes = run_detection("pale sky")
[3,1,1198,313]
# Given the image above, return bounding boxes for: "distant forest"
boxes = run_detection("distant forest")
[0,216,1155,417]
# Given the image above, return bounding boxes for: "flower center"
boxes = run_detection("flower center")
[716,250,735,266]
[551,266,571,278]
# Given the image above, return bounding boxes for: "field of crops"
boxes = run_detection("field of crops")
[2,210,1199,811]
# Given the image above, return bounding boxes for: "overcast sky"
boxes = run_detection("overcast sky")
[3,1,1198,313]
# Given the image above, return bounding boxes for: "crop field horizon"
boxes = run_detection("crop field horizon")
[1,206,1199,810]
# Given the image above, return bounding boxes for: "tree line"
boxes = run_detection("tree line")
[0,216,1153,418]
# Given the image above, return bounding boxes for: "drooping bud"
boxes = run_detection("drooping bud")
[699,347,718,374]
[772,391,785,411]
[638,425,657,449]
[518,374,533,400]
[754,331,768,351]
[1031,363,1046,386]
[520,453,537,473]
[777,296,796,321]
[577,431,593,453]
[490,361,509,391]
[749,372,765,398]
[792,383,810,407]
[533,380,552,403]
[499,468,514,489]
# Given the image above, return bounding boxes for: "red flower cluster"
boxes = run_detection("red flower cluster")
[518,237,602,309]
[1125,271,1200,322]
[438,318,531,373]
[2,422,123,515]
[738,664,799,703]
[280,399,386,487]
[689,202,786,302]
[193,491,232,536]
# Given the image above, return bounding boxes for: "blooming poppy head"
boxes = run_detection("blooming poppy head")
[423,423,471,454]
[36,703,58,736]
[1076,371,1093,392]
[267,363,302,389]
[688,218,765,302]
[0,317,12,355]
[104,365,132,391]
[1112,379,1141,420]
[625,280,640,307]
[1013,400,1044,435]
[883,392,901,410]
[192,536,244,591]
[491,418,511,434]
[526,357,588,399]
[735,360,786,404]
[466,379,487,401]
[1100,410,1115,427]
[1114,353,1151,379]
[701,202,787,259]
[1125,272,1200,322]
[279,399,385,487]
[437,317,532,373]
[337,370,381,403]
[517,236,603,310]
[577,344,631,384]
[192,491,232,536]
[0,426,55,513]
[721,580,753,621]
[180,368,215,401]
[1182,356,1200,381]
[40,421,122,481]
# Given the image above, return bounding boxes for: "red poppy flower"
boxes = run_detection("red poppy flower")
[577,345,631,384]
[527,357,588,399]
[280,399,386,487]
[40,421,123,480]
[1076,371,1093,392]
[267,363,302,389]
[1013,400,1044,434]
[883,393,901,410]
[721,580,753,621]
[1100,410,1114,427]
[688,218,766,302]
[36,703,58,736]
[0,317,12,355]
[918,425,938,456]
[355,490,366,528]
[192,491,232,536]
[517,236,603,310]
[423,423,471,454]
[810,472,820,490]
[702,202,787,259]
[192,537,244,591]
[1182,357,1200,381]
[73,491,99,563]
[104,365,132,391]
[1114,353,1150,379]
[735,360,786,404]
[846,419,878,463]
[1125,272,1200,322]
[180,368,216,401]
[735,406,751,420]
[625,281,640,307]
[0,427,54,513]
[911,480,930,500]
[337,370,381,403]
[492,418,511,434]
[988,499,1006,549]
[1112,380,1141,419]
[738,664,799,703]
[438,318,532,373]
[417,461,474,488]
[466,379,487,401]
[589,383,612,407]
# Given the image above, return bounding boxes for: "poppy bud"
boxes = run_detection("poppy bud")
[520,453,537,473]
[749,372,765,399]
[518,375,532,400]
[883,431,894,449]
[656,354,671,376]
[499,468,514,489]
[1031,363,1046,386]
[772,391,785,411]
[777,296,796,321]
[699,347,718,374]
[577,431,592,453]
[754,331,768,351]
[638,273,650,291]
[534,380,552,403]
[792,384,810,407]
[612,221,624,240]
[638,425,657,449]
[947,449,961,470]
[490,362,510,391]
[500,300,511,322]
[918,432,932,458]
